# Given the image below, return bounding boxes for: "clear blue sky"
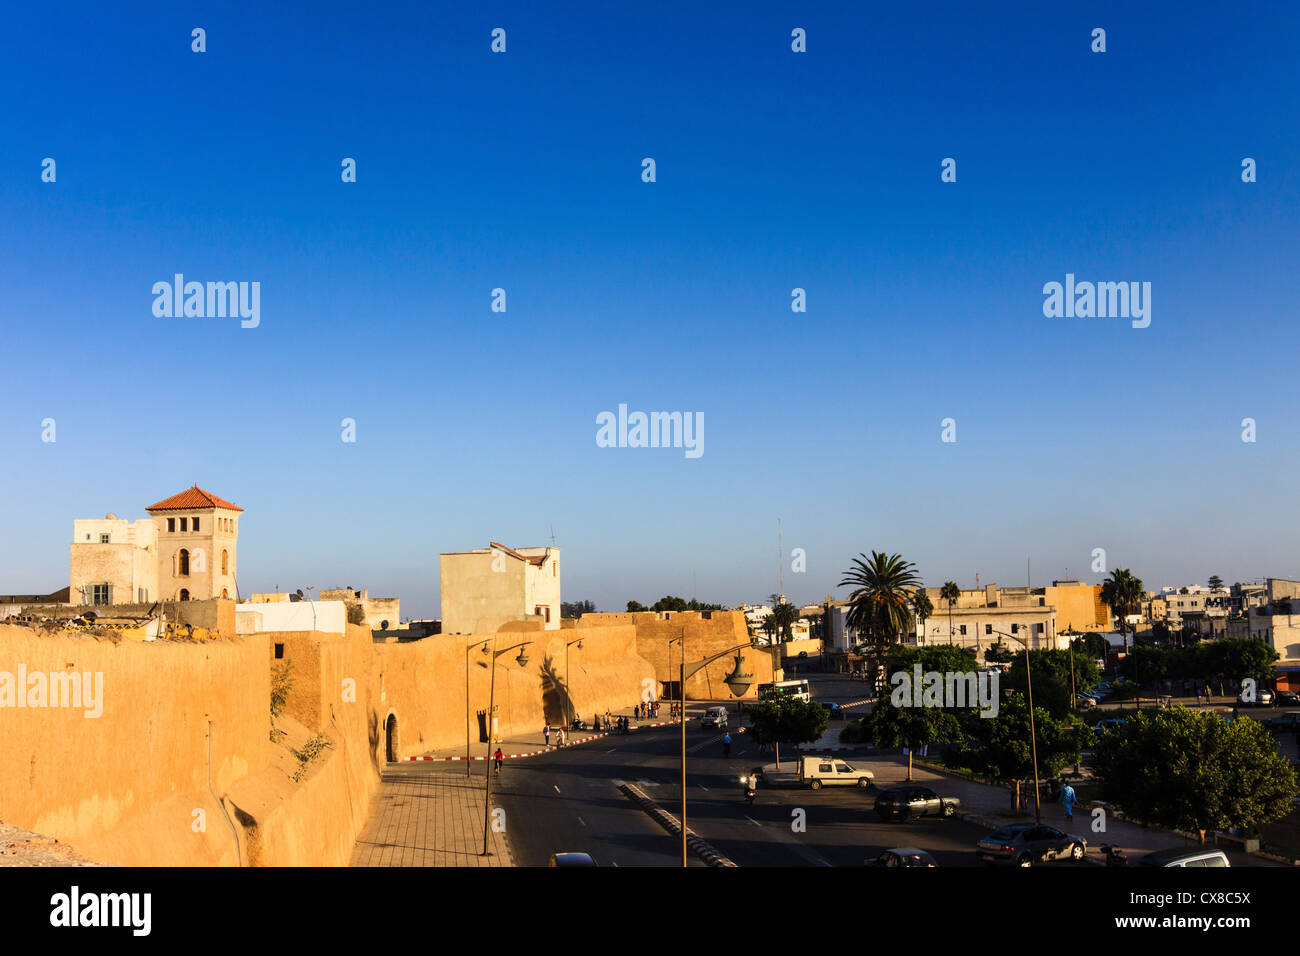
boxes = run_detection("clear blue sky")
[2,1,1298,617]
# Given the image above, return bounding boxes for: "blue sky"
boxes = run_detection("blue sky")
[2,1,1298,617]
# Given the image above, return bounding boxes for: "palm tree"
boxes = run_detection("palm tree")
[1101,568,1144,654]
[838,552,922,644]
[911,589,934,645]
[940,581,961,643]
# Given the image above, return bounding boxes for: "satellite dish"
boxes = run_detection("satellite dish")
[295,589,304,599]
[380,620,389,630]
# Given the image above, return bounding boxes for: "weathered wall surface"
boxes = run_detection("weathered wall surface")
[0,623,269,866]
[366,621,655,758]
[579,610,777,699]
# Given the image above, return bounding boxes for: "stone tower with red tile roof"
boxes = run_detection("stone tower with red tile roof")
[146,486,243,602]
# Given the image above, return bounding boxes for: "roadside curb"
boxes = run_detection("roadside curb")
[408,719,680,761]
[618,782,738,867]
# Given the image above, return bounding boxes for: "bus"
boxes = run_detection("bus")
[757,679,811,702]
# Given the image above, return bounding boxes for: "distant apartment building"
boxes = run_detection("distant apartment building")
[439,542,560,635]
[918,580,1111,654]
[1243,579,1300,691]
[69,486,241,605]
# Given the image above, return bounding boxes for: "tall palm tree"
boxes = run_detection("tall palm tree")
[911,589,933,644]
[1101,568,1144,654]
[838,552,922,644]
[940,581,961,643]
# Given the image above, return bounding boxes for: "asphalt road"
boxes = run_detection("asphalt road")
[490,720,1075,868]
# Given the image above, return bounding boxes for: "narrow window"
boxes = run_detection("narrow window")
[193,517,200,532]
[179,588,190,601]
[221,550,228,575]
[180,517,188,532]
[274,643,285,660]
[178,548,190,576]
[168,518,176,532]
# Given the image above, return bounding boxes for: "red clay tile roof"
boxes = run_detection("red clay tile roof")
[145,485,243,513]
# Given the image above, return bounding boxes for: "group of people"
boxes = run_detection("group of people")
[632,700,660,720]
[542,723,568,748]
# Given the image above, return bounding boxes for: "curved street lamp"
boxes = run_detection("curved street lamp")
[667,632,759,866]
[479,635,532,856]
[565,638,584,726]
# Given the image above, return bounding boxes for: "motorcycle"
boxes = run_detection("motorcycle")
[1098,844,1127,867]
[739,775,756,805]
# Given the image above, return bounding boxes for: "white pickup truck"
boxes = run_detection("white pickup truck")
[799,755,874,790]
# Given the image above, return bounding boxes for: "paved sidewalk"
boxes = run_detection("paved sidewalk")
[409,702,704,762]
[350,763,511,867]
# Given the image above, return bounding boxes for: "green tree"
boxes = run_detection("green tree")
[626,600,647,612]
[983,643,1015,664]
[746,696,829,769]
[768,601,800,642]
[1093,708,1298,840]
[963,693,1085,781]
[1072,632,1109,661]
[940,581,961,642]
[1101,568,1144,654]
[1208,575,1224,591]
[839,552,920,643]
[1004,649,1100,720]
[911,589,934,644]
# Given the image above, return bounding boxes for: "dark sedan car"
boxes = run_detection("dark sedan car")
[977,824,1087,866]
[874,786,960,821]
[867,847,939,867]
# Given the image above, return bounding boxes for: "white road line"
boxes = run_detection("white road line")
[699,784,709,791]
[554,785,561,793]
[745,816,761,827]
[577,816,586,827]
[611,861,619,867]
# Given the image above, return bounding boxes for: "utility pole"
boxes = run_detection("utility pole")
[778,518,783,601]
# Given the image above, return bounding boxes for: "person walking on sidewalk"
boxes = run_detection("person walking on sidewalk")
[1061,782,1077,821]
[493,747,504,776]
[543,723,551,748]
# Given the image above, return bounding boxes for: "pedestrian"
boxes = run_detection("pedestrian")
[543,723,551,748]
[493,747,504,776]
[1061,782,1077,820]
[722,732,732,758]
[556,727,565,748]
[1196,686,1202,706]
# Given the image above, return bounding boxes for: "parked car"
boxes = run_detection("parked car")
[867,847,939,867]
[1275,690,1300,707]
[549,852,598,867]
[1075,694,1098,710]
[1093,717,1126,735]
[1132,847,1229,867]
[1237,688,1274,706]
[977,824,1087,866]
[874,785,960,821]
[799,755,874,790]
[700,706,728,730]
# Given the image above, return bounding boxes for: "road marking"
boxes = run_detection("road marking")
[745,816,760,827]
[611,861,619,867]
[605,749,616,754]
[698,784,709,791]
[554,785,561,793]
[577,816,586,827]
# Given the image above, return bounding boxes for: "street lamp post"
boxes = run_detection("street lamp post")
[667,632,755,867]
[565,638,584,727]
[480,636,532,856]
[465,637,492,776]
[993,627,1042,824]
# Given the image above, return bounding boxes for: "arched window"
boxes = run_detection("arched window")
[179,588,190,601]
[178,548,190,576]
[221,550,228,575]
[221,588,229,599]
